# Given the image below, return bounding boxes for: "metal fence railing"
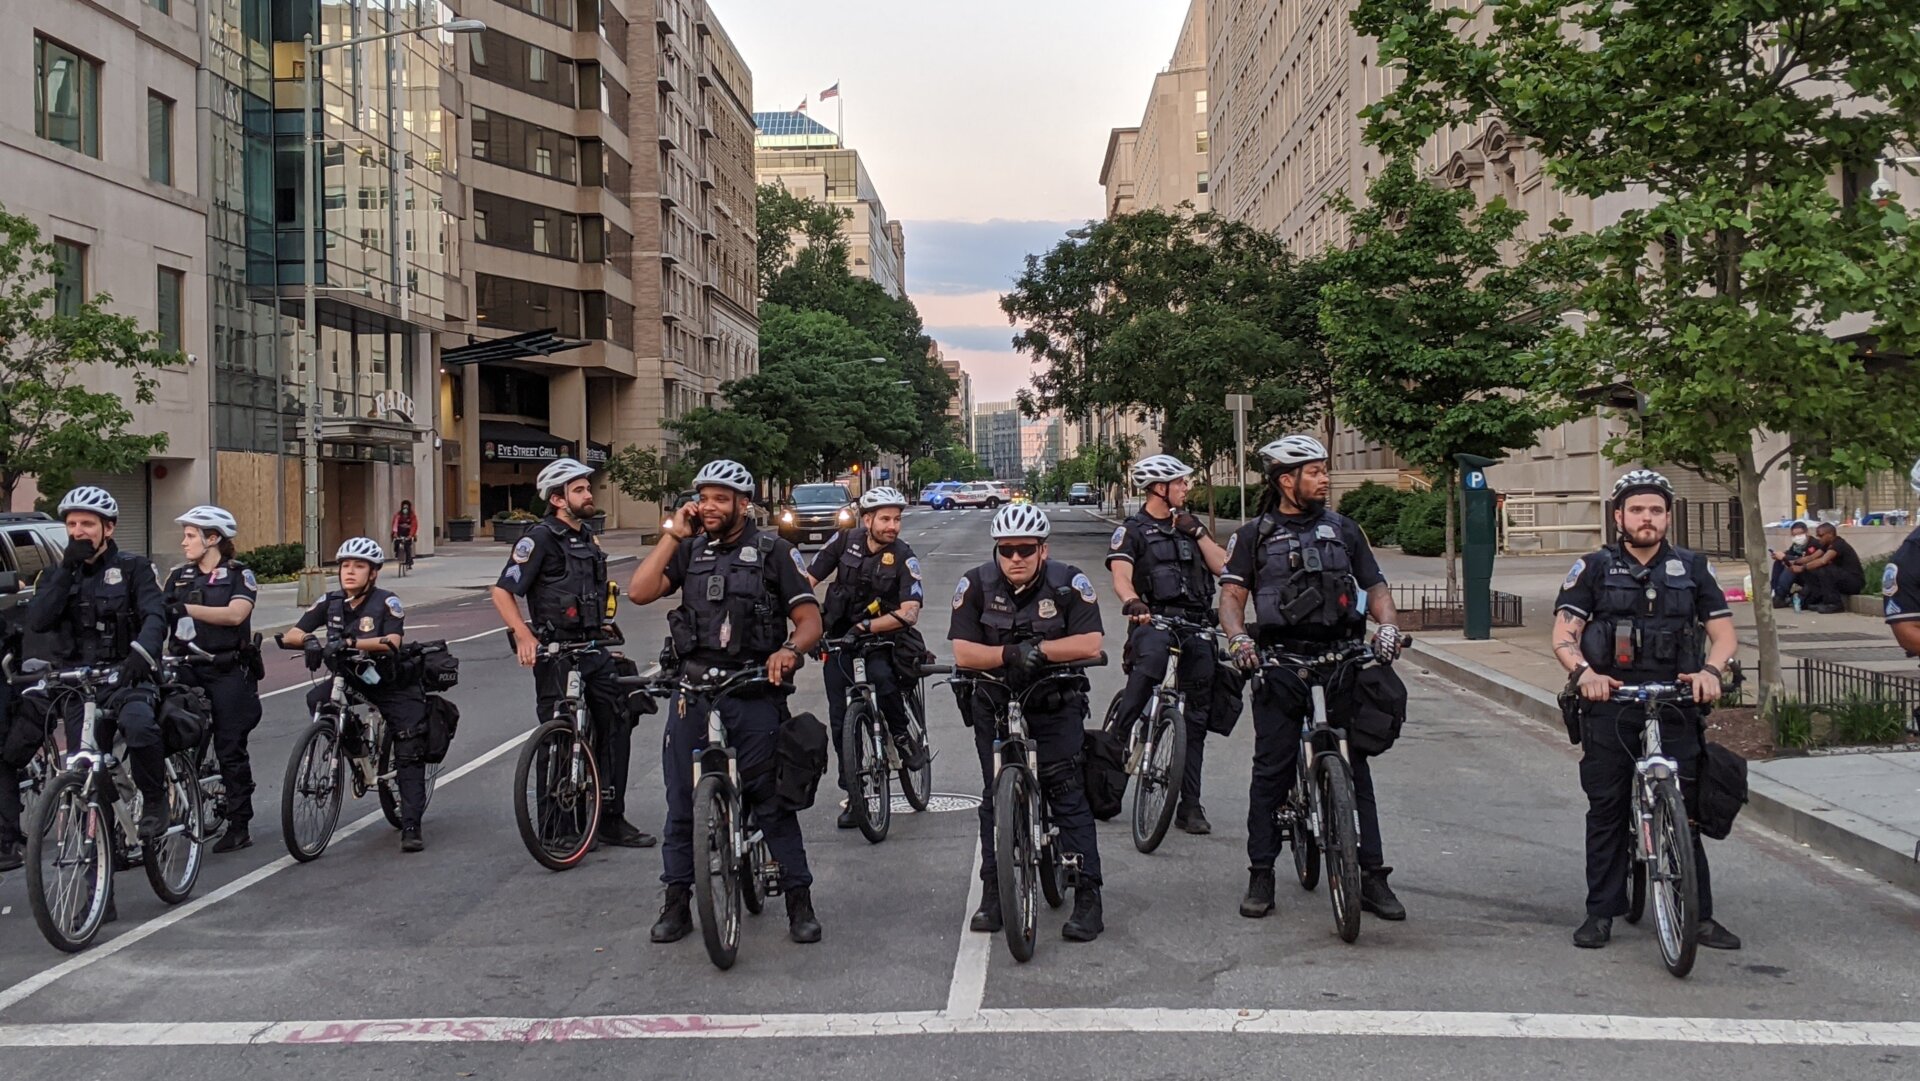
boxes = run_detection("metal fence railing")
[1388,584,1524,631]
[1792,659,1920,737]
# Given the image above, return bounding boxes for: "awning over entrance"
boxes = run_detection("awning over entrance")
[479,421,576,464]
[442,328,590,367]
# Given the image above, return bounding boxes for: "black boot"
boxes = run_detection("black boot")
[212,824,252,854]
[400,826,424,853]
[900,733,929,770]
[1574,915,1612,948]
[969,877,1003,933]
[1061,886,1104,942]
[0,839,23,873]
[1239,867,1276,918]
[137,790,169,843]
[1360,866,1407,921]
[597,815,658,848]
[1697,918,1743,950]
[1174,802,1212,835]
[650,885,693,943]
[786,886,822,944]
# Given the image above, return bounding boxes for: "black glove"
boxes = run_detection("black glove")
[1122,598,1152,619]
[1173,513,1207,540]
[1001,641,1046,677]
[62,537,96,572]
[118,650,152,684]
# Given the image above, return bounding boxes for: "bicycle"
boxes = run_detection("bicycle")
[1603,681,1702,978]
[627,665,781,971]
[950,655,1106,964]
[511,627,629,871]
[1101,613,1210,854]
[825,634,948,843]
[276,636,442,861]
[19,661,204,952]
[1261,640,1397,944]
[391,535,416,577]
[158,630,234,848]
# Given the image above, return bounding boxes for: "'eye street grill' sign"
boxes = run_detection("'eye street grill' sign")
[483,439,574,462]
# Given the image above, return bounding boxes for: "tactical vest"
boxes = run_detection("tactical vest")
[824,527,905,632]
[1578,545,1705,681]
[326,589,402,686]
[165,560,252,653]
[669,530,787,662]
[973,560,1079,646]
[67,551,147,666]
[1250,511,1365,639]
[1127,513,1211,610]
[527,518,610,637]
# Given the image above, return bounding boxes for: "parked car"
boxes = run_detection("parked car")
[777,483,856,545]
[0,512,71,663]
[919,481,963,507]
[1068,483,1098,506]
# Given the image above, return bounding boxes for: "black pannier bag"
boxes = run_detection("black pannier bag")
[774,710,830,811]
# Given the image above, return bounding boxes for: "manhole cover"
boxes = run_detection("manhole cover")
[888,792,981,814]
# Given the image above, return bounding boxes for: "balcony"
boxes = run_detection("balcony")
[661,249,681,266]
[697,172,715,190]
[656,12,675,34]
[658,129,678,150]
[660,188,678,208]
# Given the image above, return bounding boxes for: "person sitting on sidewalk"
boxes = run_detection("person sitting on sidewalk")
[1552,469,1741,952]
[1768,521,1812,608]
[1797,522,1865,615]
[1886,460,1920,657]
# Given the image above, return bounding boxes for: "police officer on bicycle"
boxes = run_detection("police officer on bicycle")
[282,538,433,853]
[950,504,1108,942]
[164,505,262,853]
[628,459,826,945]
[489,457,655,849]
[1553,469,1741,951]
[1219,435,1408,923]
[1106,454,1228,834]
[808,484,929,827]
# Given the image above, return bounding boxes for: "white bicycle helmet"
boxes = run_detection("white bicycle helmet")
[536,456,595,499]
[989,503,1051,540]
[1610,468,1675,508]
[1258,434,1329,468]
[859,485,908,511]
[1130,454,1194,487]
[692,458,754,494]
[175,505,239,539]
[335,536,387,566]
[58,486,120,521]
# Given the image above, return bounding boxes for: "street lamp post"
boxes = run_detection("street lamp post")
[299,17,484,605]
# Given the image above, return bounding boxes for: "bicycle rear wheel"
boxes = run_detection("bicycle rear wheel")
[512,720,601,871]
[25,772,112,953]
[899,686,934,812]
[143,755,204,904]
[740,837,766,916]
[993,765,1039,963]
[1131,701,1187,854]
[1288,796,1320,891]
[1318,756,1362,943]
[281,721,345,862]
[692,774,741,970]
[842,701,891,843]
[1649,776,1700,977]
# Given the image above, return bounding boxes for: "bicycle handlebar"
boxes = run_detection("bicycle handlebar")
[1610,682,1692,703]
[1148,614,1217,636]
[14,662,121,692]
[946,652,1109,688]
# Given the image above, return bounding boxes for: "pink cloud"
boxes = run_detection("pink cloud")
[943,346,1040,404]
[913,291,1011,328]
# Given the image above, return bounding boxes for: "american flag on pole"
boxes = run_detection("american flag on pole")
[819,82,840,100]
[795,98,808,112]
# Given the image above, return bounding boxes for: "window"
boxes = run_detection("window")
[1195,89,1207,115]
[52,240,86,317]
[156,267,183,354]
[534,146,552,175]
[146,0,170,11]
[1196,171,1210,194]
[1196,130,1209,156]
[8,530,49,583]
[34,36,101,158]
[148,92,174,184]
[528,46,549,82]
[474,210,488,240]
[532,218,550,254]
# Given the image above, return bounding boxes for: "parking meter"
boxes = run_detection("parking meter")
[1456,453,1499,640]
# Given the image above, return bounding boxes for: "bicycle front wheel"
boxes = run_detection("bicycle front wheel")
[1131,701,1187,854]
[842,701,891,844]
[899,686,934,813]
[26,772,112,953]
[143,755,204,904]
[993,765,1039,963]
[1649,776,1700,977]
[692,774,742,970]
[512,720,601,871]
[1625,835,1648,925]
[281,721,345,862]
[1317,756,1362,943]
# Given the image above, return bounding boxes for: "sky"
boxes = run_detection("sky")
[721,0,1195,403]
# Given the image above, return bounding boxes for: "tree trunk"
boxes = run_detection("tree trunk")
[1207,460,1218,532]
[1734,445,1782,708]
[1444,477,1459,592]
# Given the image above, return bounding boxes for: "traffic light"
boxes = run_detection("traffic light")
[850,463,861,474]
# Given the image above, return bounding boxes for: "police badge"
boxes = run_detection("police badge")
[1037,598,1057,619]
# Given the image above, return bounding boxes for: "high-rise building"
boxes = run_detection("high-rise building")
[1135,1,1211,214]
[3,0,212,549]
[933,343,973,450]
[753,112,905,297]
[973,400,1024,481]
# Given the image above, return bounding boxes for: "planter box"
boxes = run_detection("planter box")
[445,519,476,543]
[493,519,538,543]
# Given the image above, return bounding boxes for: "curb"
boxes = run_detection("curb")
[1406,639,1920,900]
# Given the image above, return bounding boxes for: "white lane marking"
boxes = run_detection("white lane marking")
[944,848,988,1018]
[5,1008,1920,1047]
[0,728,531,1015]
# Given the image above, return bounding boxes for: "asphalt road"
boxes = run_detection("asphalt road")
[3,506,1919,1079]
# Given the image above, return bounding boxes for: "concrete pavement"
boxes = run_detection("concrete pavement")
[3,506,1919,1078]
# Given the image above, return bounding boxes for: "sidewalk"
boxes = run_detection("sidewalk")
[1387,549,1920,899]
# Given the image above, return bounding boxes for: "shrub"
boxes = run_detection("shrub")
[1861,555,1888,596]
[1766,696,1817,750]
[1828,692,1908,745]
[235,542,304,578]
[1338,481,1408,547]
[1394,488,1459,557]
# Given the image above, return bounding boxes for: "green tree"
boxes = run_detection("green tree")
[1321,153,1559,585]
[0,206,177,506]
[934,443,986,482]
[668,406,789,492]
[757,182,850,295]
[1354,0,1920,695]
[606,444,695,505]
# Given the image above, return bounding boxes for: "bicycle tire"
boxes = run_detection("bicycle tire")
[1650,776,1700,978]
[512,720,601,871]
[1289,795,1320,892]
[1318,756,1362,943]
[281,721,345,862]
[1131,700,1187,854]
[25,772,112,953]
[993,764,1038,963]
[196,739,227,841]
[1626,850,1648,925]
[842,701,890,843]
[692,774,741,970]
[740,840,764,916]
[143,754,204,904]
[899,686,934,812]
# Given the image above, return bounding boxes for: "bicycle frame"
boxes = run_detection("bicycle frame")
[38,668,142,859]
[1611,683,1689,858]
[1125,615,1212,772]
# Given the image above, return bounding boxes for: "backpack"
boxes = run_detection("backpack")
[158,684,212,755]
[1343,664,1409,757]
[422,694,460,765]
[1081,727,1129,821]
[1696,741,1748,840]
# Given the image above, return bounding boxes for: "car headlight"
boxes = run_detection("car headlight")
[837,509,852,524]
[780,510,794,524]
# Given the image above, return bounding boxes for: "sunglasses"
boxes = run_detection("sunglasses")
[995,542,1041,560]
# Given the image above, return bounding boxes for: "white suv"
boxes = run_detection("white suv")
[947,482,1005,509]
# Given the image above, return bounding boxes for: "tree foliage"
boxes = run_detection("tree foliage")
[0,206,177,505]
[607,444,696,505]
[757,181,850,295]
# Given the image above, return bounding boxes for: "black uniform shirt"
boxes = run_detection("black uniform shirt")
[662,525,819,614]
[1219,510,1386,591]
[947,561,1104,650]
[1885,527,1920,629]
